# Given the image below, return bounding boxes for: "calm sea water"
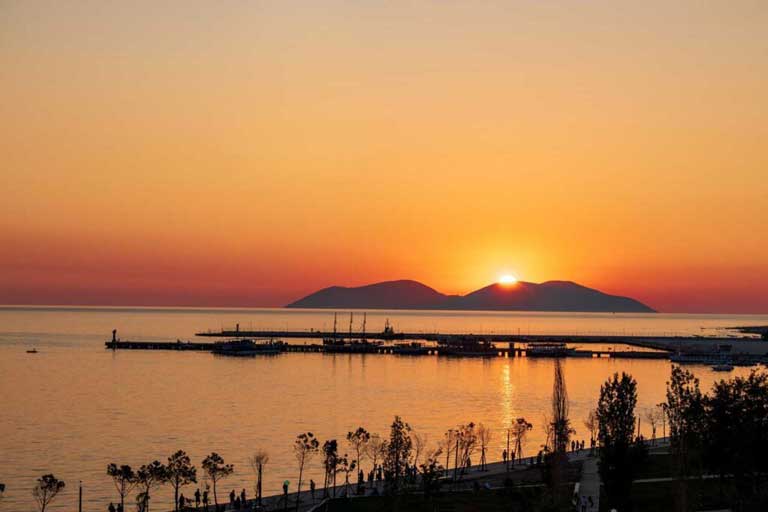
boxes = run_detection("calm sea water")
[1,307,766,511]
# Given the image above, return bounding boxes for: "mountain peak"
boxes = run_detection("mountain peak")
[287,279,656,312]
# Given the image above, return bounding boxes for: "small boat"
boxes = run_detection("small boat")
[711,363,734,372]
[26,348,38,354]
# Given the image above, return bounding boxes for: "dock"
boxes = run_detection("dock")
[105,325,766,360]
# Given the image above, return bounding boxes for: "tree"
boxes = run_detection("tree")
[666,366,706,512]
[249,450,269,508]
[322,439,340,497]
[412,432,428,468]
[135,461,168,512]
[704,370,768,506]
[550,359,573,454]
[439,429,457,477]
[454,423,477,474]
[167,450,196,512]
[511,418,533,463]
[583,409,598,449]
[107,464,136,511]
[201,453,233,507]
[383,416,412,489]
[364,435,386,488]
[418,447,444,499]
[597,372,643,511]
[338,453,356,492]
[644,407,661,444]
[32,474,65,512]
[293,432,319,510]
[477,424,492,470]
[346,427,370,475]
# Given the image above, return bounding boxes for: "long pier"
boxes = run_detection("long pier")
[104,340,670,359]
[195,328,743,349]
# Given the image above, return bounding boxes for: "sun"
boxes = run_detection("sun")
[498,274,518,285]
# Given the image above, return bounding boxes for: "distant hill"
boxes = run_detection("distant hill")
[286,279,656,313]
[286,280,454,310]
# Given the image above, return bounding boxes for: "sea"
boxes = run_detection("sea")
[1,307,766,511]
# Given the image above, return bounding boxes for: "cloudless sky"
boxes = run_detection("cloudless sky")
[2,1,767,312]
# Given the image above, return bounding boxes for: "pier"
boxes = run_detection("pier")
[106,324,767,360]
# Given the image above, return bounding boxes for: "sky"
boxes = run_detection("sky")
[1,1,767,313]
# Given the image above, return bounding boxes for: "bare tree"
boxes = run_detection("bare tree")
[511,418,533,463]
[584,409,599,448]
[32,474,65,512]
[645,407,661,444]
[249,450,269,508]
[201,453,233,507]
[107,464,136,511]
[439,429,457,477]
[293,432,319,510]
[477,424,492,470]
[364,434,387,487]
[455,423,477,475]
[412,432,428,468]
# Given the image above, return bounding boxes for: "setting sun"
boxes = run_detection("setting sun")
[499,274,518,285]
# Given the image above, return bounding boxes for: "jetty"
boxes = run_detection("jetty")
[105,321,768,361]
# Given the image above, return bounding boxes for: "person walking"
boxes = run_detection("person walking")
[116,503,124,512]
[194,489,201,509]
[179,493,186,511]
[240,489,246,506]
[310,479,316,501]
[108,503,116,512]
[202,490,209,512]
[229,490,236,507]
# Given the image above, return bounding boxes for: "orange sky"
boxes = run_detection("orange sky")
[1,1,767,313]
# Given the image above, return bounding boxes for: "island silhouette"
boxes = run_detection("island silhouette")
[286,279,655,313]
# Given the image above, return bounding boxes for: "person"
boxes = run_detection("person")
[179,493,186,511]
[234,496,240,510]
[109,503,116,512]
[202,490,209,511]
[580,495,587,512]
[117,504,124,512]
[310,479,316,501]
[229,489,236,506]
[240,489,246,506]
[195,489,201,509]
[588,496,594,509]
[502,449,507,463]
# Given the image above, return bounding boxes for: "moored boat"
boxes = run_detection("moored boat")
[392,341,431,355]
[526,342,575,358]
[212,338,283,356]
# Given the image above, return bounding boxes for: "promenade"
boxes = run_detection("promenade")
[175,445,618,512]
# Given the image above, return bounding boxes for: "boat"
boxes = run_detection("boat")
[212,339,283,356]
[711,363,734,372]
[438,338,498,357]
[526,342,576,358]
[392,341,431,355]
[322,338,382,353]
[26,348,38,354]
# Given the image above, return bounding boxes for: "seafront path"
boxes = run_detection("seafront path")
[173,440,673,512]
